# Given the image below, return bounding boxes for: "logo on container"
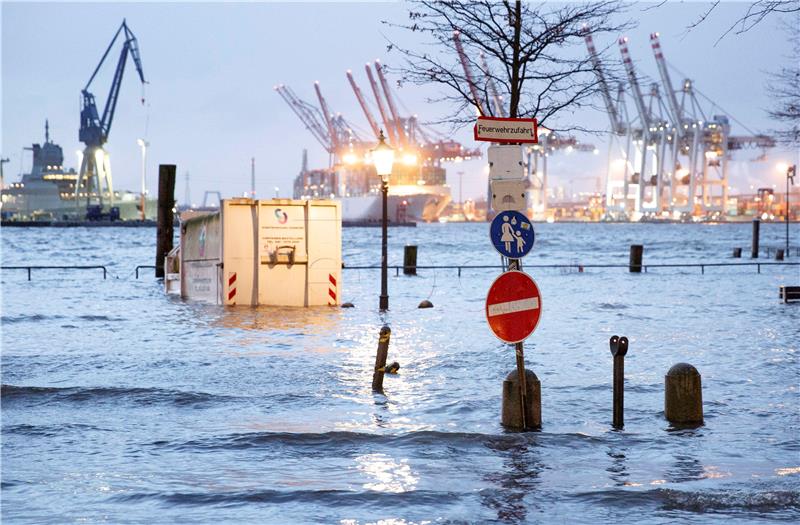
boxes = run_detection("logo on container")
[274,209,288,224]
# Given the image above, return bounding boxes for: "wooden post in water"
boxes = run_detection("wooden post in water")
[752,219,760,259]
[155,164,176,278]
[629,245,643,273]
[609,335,629,429]
[372,326,391,392]
[501,369,541,430]
[733,247,742,258]
[665,363,703,425]
[403,245,417,275]
[776,249,785,261]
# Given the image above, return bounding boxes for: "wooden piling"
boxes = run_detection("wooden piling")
[501,369,541,430]
[751,219,760,259]
[732,247,742,258]
[403,245,418,275]
[665,363,703,425]
[371,326,391,392]
[155,164,176,278]
[776,249,785,261]
[629,245,643,273]
[609,335,629,429]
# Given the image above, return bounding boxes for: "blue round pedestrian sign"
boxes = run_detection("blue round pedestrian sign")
[490,210,535,258]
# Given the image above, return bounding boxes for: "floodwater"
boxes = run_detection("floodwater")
[2,222,799,524]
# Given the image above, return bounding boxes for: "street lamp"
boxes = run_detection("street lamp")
[779,163,796,257]
[372,130,394,311]
[137,138,149,220]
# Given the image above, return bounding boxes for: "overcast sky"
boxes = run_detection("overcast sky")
[2,1,797,202]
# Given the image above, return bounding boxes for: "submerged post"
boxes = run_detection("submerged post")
[502,368,541,430]
[752,219,760,259]
[372,326,391,392]
[629,245,643,273]
[403,245,418,275]
[155,164,176,278]
[665,363,703,425]
[609,335,629,429]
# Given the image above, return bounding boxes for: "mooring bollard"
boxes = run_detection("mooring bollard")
[404,245,418,275]
[629,245,643,273]
[665,363,703,425]
[372,326,391,392]
[776,249,785,261]
[752,219,760,259]
[155,164,177,278]
[501,369,541,430]
[418,299,433,309]
[733,247,742,258]
[609,335,629,429]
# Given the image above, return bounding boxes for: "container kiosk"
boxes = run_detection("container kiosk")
[170,198,341,306]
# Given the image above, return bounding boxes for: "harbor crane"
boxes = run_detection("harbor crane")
[75,20,145,215]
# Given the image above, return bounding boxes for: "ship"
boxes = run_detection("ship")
[294,150,453,223]
[1,122,153,222]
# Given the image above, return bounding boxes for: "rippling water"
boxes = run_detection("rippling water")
[2,223,799,524]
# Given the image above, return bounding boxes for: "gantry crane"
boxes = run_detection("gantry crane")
[76,20,145,214]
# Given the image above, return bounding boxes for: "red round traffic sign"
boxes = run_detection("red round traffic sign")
[485,270,542,343]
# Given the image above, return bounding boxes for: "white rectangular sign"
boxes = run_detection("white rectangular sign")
[490,179,528,212]
[488,144,525,181]
[474,117,538,143]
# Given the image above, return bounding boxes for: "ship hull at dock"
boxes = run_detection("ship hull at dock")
[340,186,451,223]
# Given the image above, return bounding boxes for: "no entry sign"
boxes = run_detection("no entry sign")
[485,270,542,344]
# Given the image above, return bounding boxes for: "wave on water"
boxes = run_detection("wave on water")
[1,314,65,324]
[110,488,460,507]
[0,384,238,407]
[575,487,800,514]
[3,423,105,437]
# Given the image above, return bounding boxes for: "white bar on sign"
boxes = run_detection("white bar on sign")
[488,297,539,317]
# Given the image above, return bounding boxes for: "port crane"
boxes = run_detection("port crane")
[75,20,145,215]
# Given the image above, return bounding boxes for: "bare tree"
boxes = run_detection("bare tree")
[766,15,800,146]
[687,0,800,41]
[384,1,631,131]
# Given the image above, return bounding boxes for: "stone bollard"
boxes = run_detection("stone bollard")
[665,363,703,425]
[404,245,418,275]
[752,219,760,259]
[776,249,785,261]
[629,245,643,273]
[733,247,742,258]
[418,299,433,309]
[501,369,541,430]
[372,326,391,392]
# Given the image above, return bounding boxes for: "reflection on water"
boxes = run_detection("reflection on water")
[482,438,543,522]
[355,453,418,493]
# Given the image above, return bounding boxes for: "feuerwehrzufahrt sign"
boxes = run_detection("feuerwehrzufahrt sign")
[474,116,538,144]
[485,270,542,344]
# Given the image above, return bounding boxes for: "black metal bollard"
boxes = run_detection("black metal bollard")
[501,369,541,430]
[733,247,742,258]
[609,335,629,429]
[629,245,643,273]
[404,245,418,275]
[665,363,703,425]
[752,219,760,259]
[372,326,391,392]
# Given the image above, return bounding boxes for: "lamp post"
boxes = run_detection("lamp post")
[372,130,395,311]
[137,138,149,220]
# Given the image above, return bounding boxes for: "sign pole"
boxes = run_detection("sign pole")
[507,257,528,429]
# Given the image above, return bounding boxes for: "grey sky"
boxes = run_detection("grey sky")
[2,1,797,203]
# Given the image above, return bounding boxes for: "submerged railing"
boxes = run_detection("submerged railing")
[1,265,107,280]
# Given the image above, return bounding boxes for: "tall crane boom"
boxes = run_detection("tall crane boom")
[453,31,487,116]
[275,84,332,153]
[479,52,505,117]
[618,37,650,129]
[79,19,145,148]
[374,60,407,147]
[314,81,340,151]
[584,29,623,134]
[649,32,685,132]
[346,70,381,140]
[364,63,397,146]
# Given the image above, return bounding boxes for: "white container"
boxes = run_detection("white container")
[172,198,341,306]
